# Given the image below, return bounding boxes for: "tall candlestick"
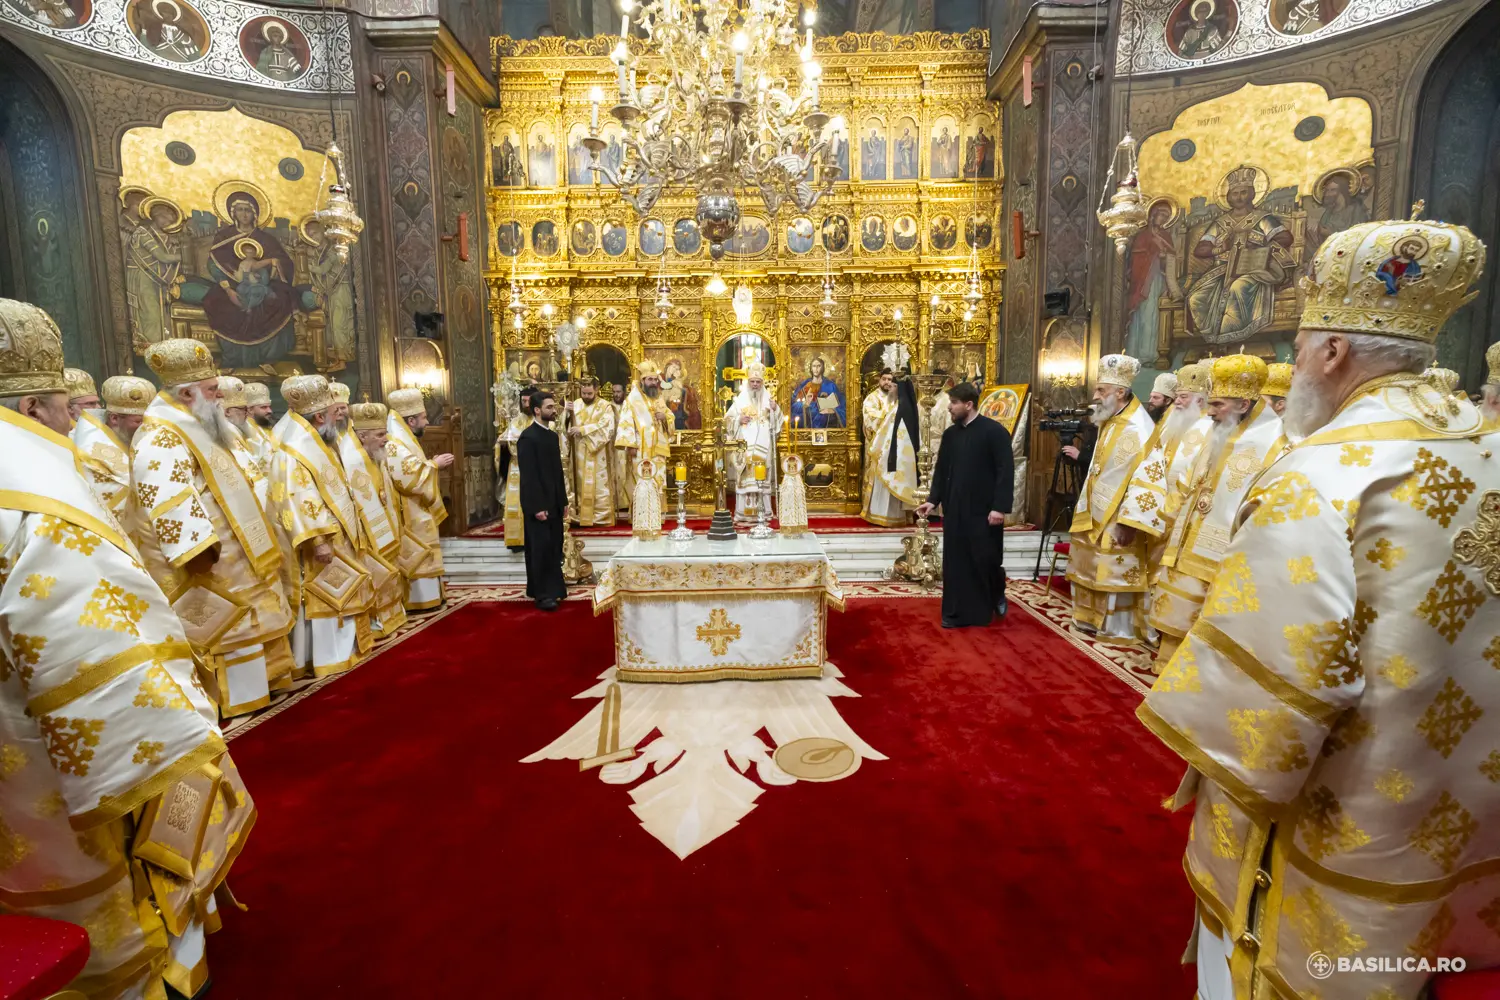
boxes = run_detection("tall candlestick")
[734,53,744,86]
[675,461,686,483]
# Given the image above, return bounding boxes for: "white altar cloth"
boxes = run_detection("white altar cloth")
[593,534,845,682]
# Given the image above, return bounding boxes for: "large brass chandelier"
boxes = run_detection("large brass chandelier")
[587,0,837,259]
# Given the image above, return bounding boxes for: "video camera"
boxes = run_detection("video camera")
[1038,407,1090,437]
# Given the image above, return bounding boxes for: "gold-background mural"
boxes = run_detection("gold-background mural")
[118,106,359,391]
[485,29,1003,513]
[1124,81,1375,386]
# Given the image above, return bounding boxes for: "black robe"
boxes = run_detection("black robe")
[518,421,568,601]
[926,413,1014,626]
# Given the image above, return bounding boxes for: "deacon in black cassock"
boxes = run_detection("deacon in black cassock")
[917,381,1014,628]
[518,391,572,610]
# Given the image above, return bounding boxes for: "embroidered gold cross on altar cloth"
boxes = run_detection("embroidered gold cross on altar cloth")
[696,607,742,656]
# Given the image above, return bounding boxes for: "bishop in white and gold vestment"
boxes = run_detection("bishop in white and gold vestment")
[1142,215,1500,1000]
[568,376,617,526]
[71,374,153,518]
[385,388,450,611]
[132,339,295,716]
[1068,354,1157,639]
[614,360,671,519]
[1121,363,1211,564]
[1140,356,1283,664]
[0,300,255,999]
[343,401,408,639]
[860,372,918,527]
[272,375,375,676]
[500,390,532,548]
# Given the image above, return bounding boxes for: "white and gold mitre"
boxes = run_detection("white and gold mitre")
[329,381,351,404]
[281,374,332,415]
[1487,342,1500,387]
[635,359,661,379]
[145,338,217,385]
[101,375,155,415]
[1096,354,1140,389]
[0,297,67,396]
[217,375,248,408]
[1176,362,1210,395]
[64,367,97,400]
[1300,211,1486,342]
[387,387,424,418]
[1210,354,1268,400]
[351,402,388,430]
[243,381,271,407]
[745,360,767,381]
[1423,366,1462,396]
[1263,362,1293,398]
[1151,372,1178,397]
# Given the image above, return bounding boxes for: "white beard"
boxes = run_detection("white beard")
[1090,393,1122,427]
[1203,409,1245,473]
[318,422,340,445]
[189,388,236,448]
[1160,398,1204,450]
[1283,366,1336,440]
[227,411,248,431]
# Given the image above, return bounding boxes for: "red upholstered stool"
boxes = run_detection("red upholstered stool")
[1430,969,1500,1000]
[1047,541,1071,592]
[0,915,89,1000]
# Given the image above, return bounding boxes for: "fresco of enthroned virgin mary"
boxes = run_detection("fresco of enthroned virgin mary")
[1184,164,1295,343]
[178,185,316,367]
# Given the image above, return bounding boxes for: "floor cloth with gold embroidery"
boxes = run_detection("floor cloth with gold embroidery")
[132,386,294,719]
[1144,400,1282,665]
[592,534,845,684]
[0,405,256,1000]
[1067,393,1157,640]
[1139,373,1500,1000]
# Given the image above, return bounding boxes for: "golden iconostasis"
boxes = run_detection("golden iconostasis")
[485,29,1002,512]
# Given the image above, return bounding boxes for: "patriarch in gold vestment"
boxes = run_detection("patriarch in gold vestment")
[614,359,671,519]
[567,374,616,526]
[385,387,451,611]
[132,339,295,717]
[71,374,153,519]
[1141,213,1500,1000]
[271,374,375,677]
[344,402,408,639]
[1067,353,1157,639]
[0,299,255,1000]
[1141,355,1283,665]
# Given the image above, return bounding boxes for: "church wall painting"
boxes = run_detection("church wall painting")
[860,116,887,181]
[117,107,360,391]
[1116,0,1450,76]
[491,125,524,187]
[962,113,996,179]
[643,347,703,431]
[787,345,848,429]
[527,123,556,188]
[892,116,919,180]
[930,114,960,179]
[1126,81,1375,382]
[125,0,209,63]
[0,0,354,92]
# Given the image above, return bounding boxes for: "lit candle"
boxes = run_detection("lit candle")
[675,461,687,483]
[620,0,631,38]
[590,86,602,129]
[753,461,767,481]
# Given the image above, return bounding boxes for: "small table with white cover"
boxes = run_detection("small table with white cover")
[591,533,845,682]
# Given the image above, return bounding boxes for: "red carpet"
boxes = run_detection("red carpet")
[210,597,1195,998]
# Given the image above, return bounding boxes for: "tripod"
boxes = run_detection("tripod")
[1031,439,1086,582]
